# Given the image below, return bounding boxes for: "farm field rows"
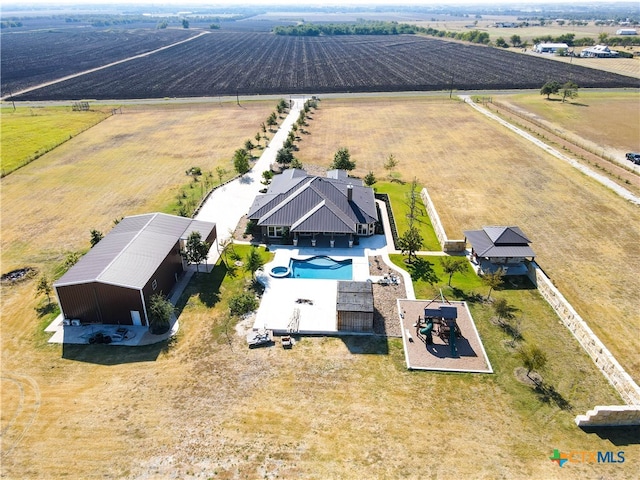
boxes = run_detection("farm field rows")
[295,95,640,383]
[0,29,197,97]
[7,31,638,101]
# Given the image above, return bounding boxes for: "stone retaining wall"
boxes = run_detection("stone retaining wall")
[420,188,466,252]
[575,405,640,427]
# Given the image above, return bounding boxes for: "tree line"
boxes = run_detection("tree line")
[273,21,416,36]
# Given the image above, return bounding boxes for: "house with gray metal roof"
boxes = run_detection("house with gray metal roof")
[247,169,378,247]
[53,213,216,327]
[464,226,534,275]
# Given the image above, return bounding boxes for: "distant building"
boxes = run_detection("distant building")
[580,45,620,58]
[534,42,569,54]
[616,28,637,35]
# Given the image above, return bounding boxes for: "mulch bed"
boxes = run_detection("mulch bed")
[369,255,404,337]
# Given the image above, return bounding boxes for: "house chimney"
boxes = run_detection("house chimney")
[347,184,353,202]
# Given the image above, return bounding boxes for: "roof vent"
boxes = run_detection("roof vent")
[347,184,353,202]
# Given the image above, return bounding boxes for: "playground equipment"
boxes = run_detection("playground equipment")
[414,293,462,356]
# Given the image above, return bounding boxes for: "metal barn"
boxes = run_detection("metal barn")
[336,281,374,332]
[54,213,216,327]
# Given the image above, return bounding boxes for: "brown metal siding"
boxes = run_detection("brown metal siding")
[56,282,143,325]
[141,243,185,317]
[204,224,217,246]
[337,311,373,332]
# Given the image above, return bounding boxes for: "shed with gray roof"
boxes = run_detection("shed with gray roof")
[336,281,374,332]
[54,213,216,326]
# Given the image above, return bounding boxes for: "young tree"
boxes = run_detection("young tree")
[64,251,80,269]
[89,229,103,248]
[290,158,303,169]
[181,19,189,29]
[540,80,560,99]
[266,112,278,130]
[493,297,515,323]
[36,275,52,304]
[517,344,548,382]
[276,147,294,165]
[560,81,579,103]
[397,227,423,263]
[183,231,210,273]
[148,293,174,334]
[510,34,522,47]
[331,147,356,171]
[215,166,228,185]
[384,153,398,172]
[244,247,265,278]
[262,170,274,184]
[405,177,422,230]
[255,132,261,147]
[233,149,250,175]
[481,268,505,300]
[244,139,255,155]
[439,256,467,286]
[363,171,376,187]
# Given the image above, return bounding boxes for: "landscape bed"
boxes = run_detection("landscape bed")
[6,32,638,100]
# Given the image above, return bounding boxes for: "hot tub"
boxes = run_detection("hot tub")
[270,266,290,278]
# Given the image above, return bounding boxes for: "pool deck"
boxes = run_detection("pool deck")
[253,235,409,334]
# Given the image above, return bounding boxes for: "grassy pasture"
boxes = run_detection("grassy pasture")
[0,106,110,175]
[0,100,274,275]
[297,96,640,383]
[496,91,640,157]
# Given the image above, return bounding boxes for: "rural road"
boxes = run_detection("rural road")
[0,31,210,102]
[459,95,640,206]
[195,97,305,264]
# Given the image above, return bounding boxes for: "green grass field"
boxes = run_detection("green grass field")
[1,106,111,175]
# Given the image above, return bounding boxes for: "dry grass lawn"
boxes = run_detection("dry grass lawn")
[1,97,639,479]
[0,101,274,274]
[297,96,640,383]
[496,91,640,158]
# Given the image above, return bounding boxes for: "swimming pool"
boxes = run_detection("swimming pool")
[289,256,353,280]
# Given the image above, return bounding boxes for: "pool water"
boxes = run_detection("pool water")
[289,256,353,280]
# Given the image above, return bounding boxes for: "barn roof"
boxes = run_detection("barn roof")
[464,226,535,258]
[54,213,215,290]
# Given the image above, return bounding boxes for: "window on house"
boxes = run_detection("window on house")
[267,226,284,237]
[357,224,367,235]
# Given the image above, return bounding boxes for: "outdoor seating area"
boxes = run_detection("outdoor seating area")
[398,299,493,373]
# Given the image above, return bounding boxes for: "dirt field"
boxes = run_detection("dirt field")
[297,96,640,383]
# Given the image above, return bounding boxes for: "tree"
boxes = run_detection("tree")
[397,227,423,263]
[89,229,103,247]
[266,112,278,130]
[383,153,398,172]
[540,80,560,99]
[481,268,505,300]
[277,98,288,113]
[290,158,303,169]
[439,256,467,286]
[510,34,522,47]
[517,344,547,381]
[181,19,189,29]
[244,246,265,278]
[363,171,376,187]
[262,170,274,184]
[331,147,355,171]
[405,177,422,230]
[183,231,210,273]
[244,139,255,155]
[493,297,515,323]
[36,275,52,304]
[255,132,261,146]
[560,81,579,103]
[148,293,174,334]
[276,147,294,165]
[64,251,80,269]
[495,37,508,48]
[233,149,250,175]
[215,166,228,185]
[229,291,258,317]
